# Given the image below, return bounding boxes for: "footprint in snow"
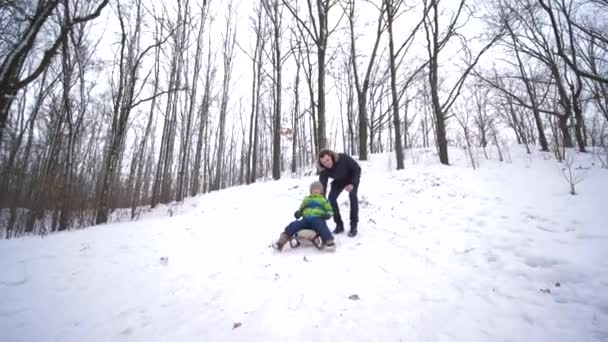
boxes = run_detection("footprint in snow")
[524,256,562,268]
[536,225,558,233]
[120,327,134,336]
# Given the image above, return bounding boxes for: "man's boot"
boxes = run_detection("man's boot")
[272,232,290,251]
[348,222,358,237]
[333,223,344,234]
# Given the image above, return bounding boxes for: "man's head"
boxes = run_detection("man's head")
[310,180,324,195]
[318,149,336,170]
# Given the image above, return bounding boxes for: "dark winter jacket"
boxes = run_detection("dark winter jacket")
[317,150,361,193]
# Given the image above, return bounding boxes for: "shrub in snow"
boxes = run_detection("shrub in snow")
[560,152,587,195]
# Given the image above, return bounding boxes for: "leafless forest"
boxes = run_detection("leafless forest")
[0,0,606,237]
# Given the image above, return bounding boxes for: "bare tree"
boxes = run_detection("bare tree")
[385,0,405,169]
[561,151,587,195]
[192,33,216,194]
[291,30,304,173]
[97,0,173,223]
[333,49,356,155]
[283,0,343,150]
[262,0,286,180]
[539,0,608,85]
[455,101,477,169]
[384,0,430,169]
[243,2,268,184]
[344,0,386,160]
[582,36,608,122]
[508,1,578,149]
[57,9,97,230]
[480,0,592,153]
[176,0,210,202]
[472,85,491,150]
[0,0,109,149]
[130,9,165,217]
[211,0,237,191]
[504,13,550,151]
[2,70,57,237]
[538,0,600,151]
[423,0,503,165]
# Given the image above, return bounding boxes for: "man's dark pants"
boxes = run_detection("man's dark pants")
[327,182,358,229]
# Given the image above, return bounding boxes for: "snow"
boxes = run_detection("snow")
[1,146,608,342]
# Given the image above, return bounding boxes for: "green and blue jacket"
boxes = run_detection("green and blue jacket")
[297,193,333,218]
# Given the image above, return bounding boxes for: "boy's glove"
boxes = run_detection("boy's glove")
[322,213,332,220]
[294,210,302,219]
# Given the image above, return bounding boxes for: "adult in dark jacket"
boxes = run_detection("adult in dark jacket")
[317,148,361,237]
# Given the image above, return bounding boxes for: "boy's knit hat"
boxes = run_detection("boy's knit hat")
[310,180,324,193]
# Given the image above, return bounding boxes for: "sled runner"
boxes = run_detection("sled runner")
[271,229,335,252]
[290,229,324,250]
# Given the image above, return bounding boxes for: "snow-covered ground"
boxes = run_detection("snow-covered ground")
[1,146,607,342]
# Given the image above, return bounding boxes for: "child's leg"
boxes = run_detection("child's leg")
[310,218,334,243]
[284,219,308,237]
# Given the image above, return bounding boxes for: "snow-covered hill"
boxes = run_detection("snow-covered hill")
[1,147,607,341]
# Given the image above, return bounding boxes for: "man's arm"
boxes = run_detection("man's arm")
[346,155,361,186]
[321,197,334,215]
[320,197,333,220]
[319,172,329,196]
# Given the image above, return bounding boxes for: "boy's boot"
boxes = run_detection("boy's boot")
[348,222,358,237]
[323,239,336,252]
[272,232,290,251]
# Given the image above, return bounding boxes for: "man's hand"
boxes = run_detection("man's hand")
[345,184,354,192]
[294,210,302,219]
[322,212,332,220]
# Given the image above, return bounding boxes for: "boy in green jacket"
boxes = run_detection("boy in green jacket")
[272,181,336,251]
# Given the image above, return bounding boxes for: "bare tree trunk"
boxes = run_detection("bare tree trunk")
[251,49,263,183]
[347,72,356,156]
[424,0,448,164]
[340,86,348,155]
[508,25,550,152]
[57,9,91,231]
[96,0,132,224]
[151,61,176,207]
[345,0,385,161]
[263,0,283,180]
[152,2,187,206]
[27,101,65,233]
[58,18,75,231]
[491,120,504,162]
[160,3,188,203]
[177,1,208,201]
[132,22,162,217]
[6,78,43,237]
[291,52,301,173]
[246,4,266,184]
[423,0,501,165]
[385,0,404,169]
[316,2,328,150]
[203,109,212,193]
[212,1,237,191]
[456,108,476,169]
[283,0,340,150]
[300,39,318,155]
[192,29,214,194]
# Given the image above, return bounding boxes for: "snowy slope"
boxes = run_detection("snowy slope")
[1,147,607,342]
